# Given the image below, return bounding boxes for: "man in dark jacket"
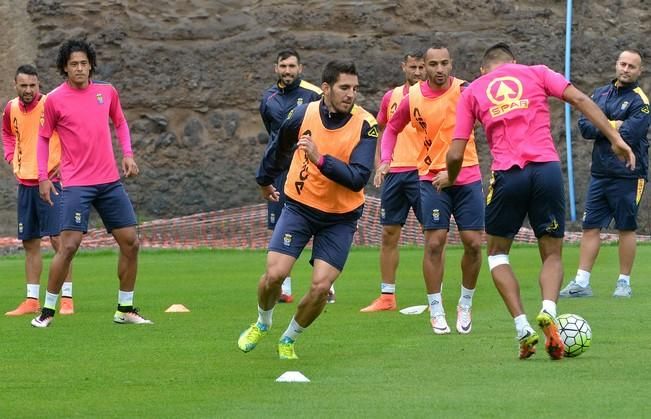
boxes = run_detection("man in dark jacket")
[561,49,650,299]
[259,48,322,303]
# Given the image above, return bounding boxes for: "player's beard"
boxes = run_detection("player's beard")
[20,93,35,104]
[280,74,297,86]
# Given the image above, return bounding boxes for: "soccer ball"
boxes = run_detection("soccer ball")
[557,313,592,358]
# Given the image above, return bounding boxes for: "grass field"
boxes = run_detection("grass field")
[1,244,650,418]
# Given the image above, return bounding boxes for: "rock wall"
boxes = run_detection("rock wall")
[0,0,649,235]
[0,0,39,233]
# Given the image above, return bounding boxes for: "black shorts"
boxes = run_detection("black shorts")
[485,162,565,239]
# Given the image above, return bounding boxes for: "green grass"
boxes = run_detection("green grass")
[1,244,649,418]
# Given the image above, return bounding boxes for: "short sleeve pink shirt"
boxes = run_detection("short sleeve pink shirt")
[454,63,571,170]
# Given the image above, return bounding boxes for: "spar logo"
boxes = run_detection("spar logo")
[486,76,529,117]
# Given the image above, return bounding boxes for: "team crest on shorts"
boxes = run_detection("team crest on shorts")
[283,233,292,247]
[96,93,104,104]
[546,217,559,233]
[18,222,23,233]
[296,98,304,106]
[621,101,629,111]
[432,209,440,221]
[74,212,82,224]
[270,213,276,225]
[380,208,386,220]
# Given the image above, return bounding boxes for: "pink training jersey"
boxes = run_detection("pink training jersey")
[377,84,414,174]
[38,80,133,186]
[2,96,49,186]
[376,88,395,127]
[381,79,481,184]
[454,63,571,171]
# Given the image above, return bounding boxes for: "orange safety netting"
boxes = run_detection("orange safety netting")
[0,196,644,252]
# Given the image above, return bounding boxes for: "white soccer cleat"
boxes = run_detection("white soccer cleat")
[31,312,54,328]
[430,313,451,335]
[327,285,336,304]
[612,279,632,298]
[456,305,472,334]
[113,308,153,324]
[559,280,593,298]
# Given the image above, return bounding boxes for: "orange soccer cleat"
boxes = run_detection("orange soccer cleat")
[5,298,40,316]
[59,297,75,315]
[278,294,294,303]
[359,294,397,312]
[536,311,564,360]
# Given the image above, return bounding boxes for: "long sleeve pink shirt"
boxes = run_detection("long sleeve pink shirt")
[377,85,417,174]
[381,80,481,184]
[38,81,133,186]
[376,88,393,127]
[2,95,61,186]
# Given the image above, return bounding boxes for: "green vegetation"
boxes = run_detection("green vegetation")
[0,245,648,418]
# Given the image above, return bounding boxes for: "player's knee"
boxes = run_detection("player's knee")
[121,235,140,255]
[424,237,445,256]
[308,280,331,299]
[23,238,42,253]
[59,239,81,260]
[463,237,483,257]
[487,254,509,271]
[382,226,401,244]
[265,266,289,284]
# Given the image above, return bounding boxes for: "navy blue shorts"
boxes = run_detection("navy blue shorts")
[419,180,484,231]
[268,201,359,271]
[17,182,63,240]
[380,170,421,225]
[267,170,288,230]
[486,162,565,239]
[582,176,646,231]
[60,181,137,233]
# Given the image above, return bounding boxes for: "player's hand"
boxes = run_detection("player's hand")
[260,184,280,202]
[50,164,61,180]
[612,141,636,170]
[432,170,452,191]
[122,156,139,178]
[297,134,321,164]
[39,179,57,206]
[373,162,390,188]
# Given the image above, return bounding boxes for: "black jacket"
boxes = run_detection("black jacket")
[578,80,650,179]
[259,77,322,139]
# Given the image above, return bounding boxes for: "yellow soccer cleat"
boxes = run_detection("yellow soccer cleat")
[238,322,268,353]
[518,328,539,359]
[278,337,298,360]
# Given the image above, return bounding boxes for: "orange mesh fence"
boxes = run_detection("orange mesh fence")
[0,196,645,252]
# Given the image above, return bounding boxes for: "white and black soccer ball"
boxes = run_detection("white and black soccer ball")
[557,313,592,358]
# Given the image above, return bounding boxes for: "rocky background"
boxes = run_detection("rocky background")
[0,0,650,235]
